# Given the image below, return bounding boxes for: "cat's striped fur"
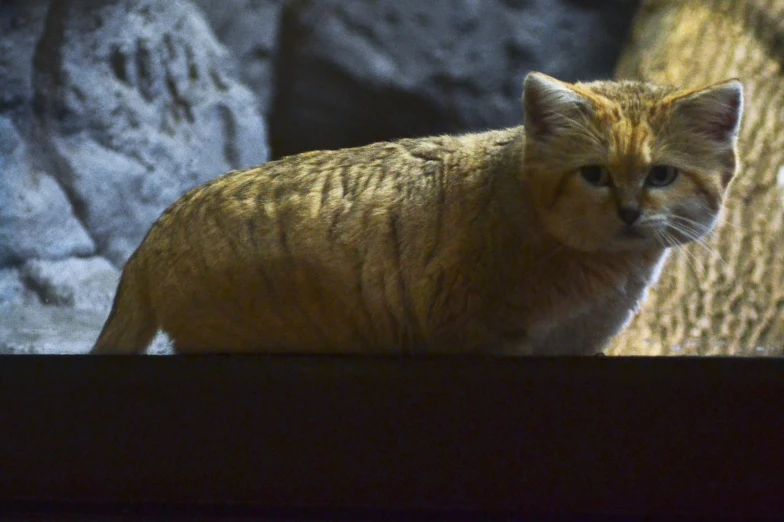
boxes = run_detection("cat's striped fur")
[92,72,742,354]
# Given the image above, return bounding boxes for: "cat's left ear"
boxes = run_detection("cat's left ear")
[523,72,594,141]
[670,79,744,143]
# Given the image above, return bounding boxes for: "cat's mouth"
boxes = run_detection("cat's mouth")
[618,225,647,240]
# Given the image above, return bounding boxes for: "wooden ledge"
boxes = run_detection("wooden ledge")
[1,355,783,519]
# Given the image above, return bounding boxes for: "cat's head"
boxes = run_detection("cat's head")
[521,72,743,253]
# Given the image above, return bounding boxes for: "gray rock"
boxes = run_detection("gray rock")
[0,116,96,266]
[21,256,120,313]
[0,303,175,354]
[0,267,39,307]
[0,0,51,114]
[0,2,97,268]
[191,0,283,115]
[0,304,108,354]
[269,0,641,157]
[34,0,269,266]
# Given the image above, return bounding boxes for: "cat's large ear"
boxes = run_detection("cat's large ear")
[670,79,744,143]
[523,72,593,141]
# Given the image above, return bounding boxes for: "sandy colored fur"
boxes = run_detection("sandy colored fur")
[95,128,651,354]
[92,255,156,353]
[140,130,522,353]
[92,73,740,355]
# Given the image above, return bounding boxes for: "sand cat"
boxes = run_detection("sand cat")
[91,72,743,355]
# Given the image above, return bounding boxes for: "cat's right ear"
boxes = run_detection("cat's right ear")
[523,72,593,141]
[669,79,744,144]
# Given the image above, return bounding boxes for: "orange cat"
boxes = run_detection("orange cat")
[92,72,743,355]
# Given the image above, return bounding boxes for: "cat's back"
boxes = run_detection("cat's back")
[133,127,519,352]
[143,127,520,260]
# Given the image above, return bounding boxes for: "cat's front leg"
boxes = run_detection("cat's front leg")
[527,302,633,355]
[528,279,651,356]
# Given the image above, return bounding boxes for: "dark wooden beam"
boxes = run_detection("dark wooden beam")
[1,356,782,519]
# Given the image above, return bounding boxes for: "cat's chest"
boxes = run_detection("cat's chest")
[512,252,667,354]
[495,251,660,334]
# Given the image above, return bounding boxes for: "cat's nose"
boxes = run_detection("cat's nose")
[618,206,641,225]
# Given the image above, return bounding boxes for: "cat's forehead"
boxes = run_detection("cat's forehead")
[574,80,680,169]
[577,80,679,123]
[580,80,678,104]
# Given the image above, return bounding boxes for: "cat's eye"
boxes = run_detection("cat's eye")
[580,166,610,187]
[646,165,679,187]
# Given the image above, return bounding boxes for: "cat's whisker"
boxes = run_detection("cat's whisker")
[666,215,711,238]
[666,223,722,274]
[658,228,692,268]
[667,221,706,244]
[692,201,745,233]
[669,215,714,235]
[666,222,715,255]
[710,217,744,232]
[681,244,707,276]
[654,229,681,251]
[663,230,705,276]
[652,230,672,250]
[666,219,729,269]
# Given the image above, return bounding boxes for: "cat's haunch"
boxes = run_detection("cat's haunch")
[92,72,743,355]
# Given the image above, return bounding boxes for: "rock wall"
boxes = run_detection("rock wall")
[0,0,640,353]
[269,0,641,158]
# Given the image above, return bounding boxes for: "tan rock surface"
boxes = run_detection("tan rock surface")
[608,0,784,356]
